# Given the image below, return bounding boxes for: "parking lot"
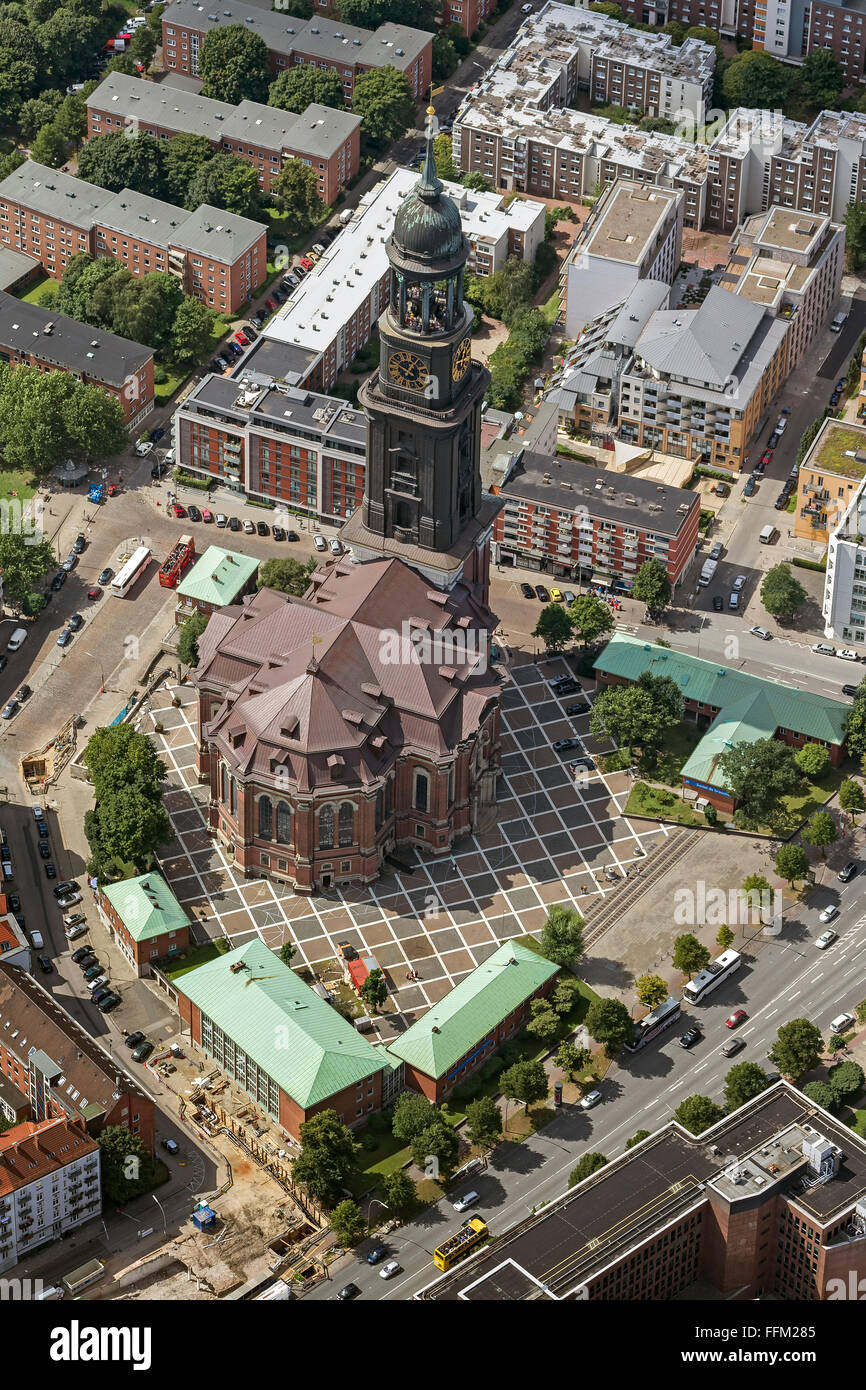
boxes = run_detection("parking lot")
[148,658,669,1037]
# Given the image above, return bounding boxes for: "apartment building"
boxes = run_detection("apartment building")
[419,1084,866,1302]
[241,168,542,394]
[161,0,432,103]
[0,162,267,315]
[790,418,866,644]
[174,373,368,520]
[0,1117,101,1275]
[86,73,361,205]
[441,0,497,36]
[0,290,154,429]
[618,284,789,471]
[721,204,844,369]
[0,960,155,1152]
[492,442,701,588]
[174,545,259,625]
[560,180,684,335]
[95,873,191,978]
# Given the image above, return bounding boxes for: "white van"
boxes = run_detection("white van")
[830,1012,855,1035]
[758,525,778,545]
[6,628,27,652]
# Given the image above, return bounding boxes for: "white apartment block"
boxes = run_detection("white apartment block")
[823,482,866,644]
[561,180,684,336]
[0,1116,101,1274]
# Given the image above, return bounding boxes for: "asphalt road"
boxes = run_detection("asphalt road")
[313,863,866,1302]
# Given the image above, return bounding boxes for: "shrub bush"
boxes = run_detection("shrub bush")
[452,1075,482,1102]
[480,1056,504,1081]
[173,469,211,492]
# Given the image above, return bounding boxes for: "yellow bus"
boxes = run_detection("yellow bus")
[433,1217,488,1271]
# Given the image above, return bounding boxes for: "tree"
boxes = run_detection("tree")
[411,1119,459,1179]
[550,976,583,1015]
[723,1062,770,1111]
[740,874,771,915]
[585,997,633,1056]
[163,133,218,206]
[533,602,573,652]
[716,738,803,831]
[0,364,126,471]
[268,64,344,113]
[432,33,458,80]
[0,533,55,604]
[330,1198,366,1244]
[775,843,810,887]
[279,941,296,967]
[77,130,166,196]
[539,903,584,966]
[258,556,317,596]
[795,741,829,779]
[105,53,139,77]
[29,123,66,168]
[631,556,672,618]
[82,725,167,801]
[432,131,456,181]
[845,200,866,273]
[382,1168,416,1214]
[672,933,710,980]
[500,1058,549,1112]
[589,670,683,762]
[716,923,734,951]
[801,1080,837,1111]
[352,65,414,144]
[170,296,216,366]
[19,89,63,143]
[359,967,388,1013]
[97,1126,153,1203]
[38,6,102,87]
[199,23,270,104]
[839,779,866,823]
[293,1109,357,1203]
[93,783,171,871]
[674,1094,725,1135]
[0,18,41,127]
[568,593,613,647]
[760,564,807,621]
[802,808,838,859]
[189,152,264,220]
[626,1129,651,1149]
[272,158,325,237]
[391,1089,436,1143]
[462,170,492,192]
[797,48,843,111]
[53,89,91,147]
[524,998,560,1044]
[177,610,209,667]
[634,974,668,1010]
[768,1018,823,1079]
[568,1152,608,1185]
[721,49,793,110]
[465,1095,502,1150]
[830,1059,864,1102]
[555,1039,591,1077]
[129,24,158,70]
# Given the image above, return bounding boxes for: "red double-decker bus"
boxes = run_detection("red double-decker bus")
[158,534,195,588]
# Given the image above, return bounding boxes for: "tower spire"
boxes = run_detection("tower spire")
[418,99,441,201]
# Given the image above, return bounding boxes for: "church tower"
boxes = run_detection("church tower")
[340,113,500,603]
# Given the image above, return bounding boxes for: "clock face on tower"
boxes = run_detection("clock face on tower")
[388,350,428,391]
[452,336,471,382]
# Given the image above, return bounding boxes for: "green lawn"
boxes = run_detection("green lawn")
[775,764,847,826]
[16,274,54,306]
[650,724,705,784]
[160,939,229,981]
[540,285,560,327]
[0,468,37,501]
[154,368,186,406]
[626,781,706,825]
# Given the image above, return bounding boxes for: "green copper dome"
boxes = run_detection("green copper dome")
[391,130,465,266]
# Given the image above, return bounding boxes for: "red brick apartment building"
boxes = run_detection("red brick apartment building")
[420,1085,866,1301]
[95,872,191,978]
[0,162,267,316]
[0,290,154,428]
[0,961,155,1152]
[492,449,701,590]
[86,74,361,206]
[162,1,432,104]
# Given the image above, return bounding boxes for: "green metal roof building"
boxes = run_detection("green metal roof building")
[385,941,558,1100]
[175,546,259,619]
[594,633,850,805]
[176,939,393,1141]
[98,872,190,977]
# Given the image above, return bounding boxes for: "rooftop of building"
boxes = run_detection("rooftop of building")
[181,372,366,449]
[570,181,681,267]
[419,1085,866,1299]
[176,938,388,1108]
[802,416,866,481]
[0,247,40,292]
[708,107,801,159]
[0,961,151,1122]
[595,634,849,792]
[499,448,697,537]
[748,205,830,256]
[100,872,189,944]
[177,545,259,607]
[97,185,190,242]
[164,0,430,72]
[0,1117,98,1197]
[170,201,266,261]
[0,290,152,385]
[386,942,558,1079]
[0,160,114,227]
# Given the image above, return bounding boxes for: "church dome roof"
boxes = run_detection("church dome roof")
[391,130,465,266]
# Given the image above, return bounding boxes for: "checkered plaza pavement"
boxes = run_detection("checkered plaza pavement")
[146,659,669,1033]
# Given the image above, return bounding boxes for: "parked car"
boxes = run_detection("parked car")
[67,614,84,632]
[90,987,112,1006]
[554,679,581,696]
[565,703,585,716]
[732,574,747,592]
[563,590,576,604]
[243,518,255,534]
[71,946,95,965]
[679,1026,702,1049]
[44,861,56,879]
[286,531,299,542]
[83,965,104,983]
[265,297,276,312]
[38,842,51,859]
[53,880,79,899]
[1,700,19,720]
[131,1041,153,1062]
[520,582,535,599]
[65,923,87,941]
[580,1088,602,1110]
[72,533,86,554]
[229,516,240,532]
[36,956,53,974]
[712,595,723,612]
[149,426,165,444]
[553,737,581,754]
[708,542,724,561]
[201,509,213,523]
[749,626,772,640]
[234,330,248,346]
[843,683,859,697]
[774,494,788,510]
[272,525,285,541]
[329,537,343,556]
[216,513,228,527]
[313,534,327,552]
[56,891,82,908]
[97,992,121,1012]
[187,505,201,523]
[256,521,269,536]
[366,1243,387,1265]
[570,756,595,771]
[60,554,77,572]
[812,642,837,656]
[134,439,153,457]
[56,629,73,648]
[743,475,757,496]
[838,861,858,882]
[535,584,550,602]
[87,586,102,601]
[838,649,860,662]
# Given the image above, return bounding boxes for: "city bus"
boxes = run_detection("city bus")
[624,996,681,1052]
[110,545,151,598]
[682,949,743,1005]
[61,1258,104,1297]
[433,1216,488,1271]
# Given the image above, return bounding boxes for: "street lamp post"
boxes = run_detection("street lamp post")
[152,1193,167,1236]
[83,649,105,694]
[366,1198,390,1231]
